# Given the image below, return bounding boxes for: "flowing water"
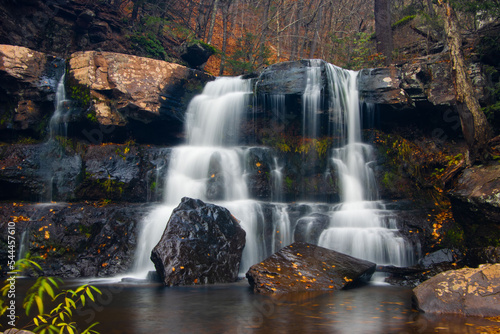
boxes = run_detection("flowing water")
[317,64,414,266]
[133,77,294,276]
[133,61,415,278]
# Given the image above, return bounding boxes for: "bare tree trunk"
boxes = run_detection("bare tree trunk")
[309,3,323,58]
[374,0,393,65]
[131,0,145,25]
[438,0,491,164]
[219,2,230,75]
[427,0,435,17]
[206,0,219,44]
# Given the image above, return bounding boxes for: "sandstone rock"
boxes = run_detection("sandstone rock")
[448,164,500,248]
[413,264,500,317]
[399,53,487,106]
[246,241,376,294]
[3,329,36,334]
[151,197,246,286]
[67,50,213,142]
[0,44,65,135]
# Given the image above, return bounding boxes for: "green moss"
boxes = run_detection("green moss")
[128,32,166,60]
[392,15,416,30]
[442,226,465,248]
[69,84,92,108]
[78,224,92,239]
[284,176,294,191]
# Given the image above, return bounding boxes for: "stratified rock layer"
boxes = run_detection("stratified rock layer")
[151,197,246,286]
[413,264,500,317]
[246,242,376,294]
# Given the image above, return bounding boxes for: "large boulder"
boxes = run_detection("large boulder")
[448,164,500,248]
[151,197,246,286]
[246,241,376,294]
[180,41,215,69]
[413,264,500,317]
[67,51,213,131]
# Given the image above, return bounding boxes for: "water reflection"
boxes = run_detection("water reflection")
[65,281,498,334]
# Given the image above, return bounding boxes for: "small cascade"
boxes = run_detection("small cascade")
[17,229,29,261]
[302,59,323,138]
[39,68,68,203]
[317,64,414,266]
[49,72,70,139]
[270,157,284,202]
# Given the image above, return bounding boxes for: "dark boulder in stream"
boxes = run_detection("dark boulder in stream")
[151,197,246,286]
[246,242,376,294]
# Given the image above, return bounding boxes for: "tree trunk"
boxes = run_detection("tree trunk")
[219,2,229,75]
[309,4,322,58]
[374,0,393,65]
[206,0,219,44]
[438,0,491,164]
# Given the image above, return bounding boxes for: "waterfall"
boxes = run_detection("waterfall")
[317,64,414,266]
[49,72,70,139]
[134,77,285,276]
[133,61,415,279]
[40,68,69,203]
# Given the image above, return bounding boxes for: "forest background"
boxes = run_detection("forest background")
[117,0,500,75]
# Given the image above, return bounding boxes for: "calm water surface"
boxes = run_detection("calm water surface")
[27,279,494,334]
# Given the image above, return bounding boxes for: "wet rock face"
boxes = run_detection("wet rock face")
[246,241,376,294]
[448,164,500,248]
[151,197,246,286]
[0,142,171,203]
[293,213,330,244]
[413,264,500,317]
[256,60,320,95]
[358,67,411,106]
[0,202,148,277]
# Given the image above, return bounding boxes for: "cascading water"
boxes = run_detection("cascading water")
[317,64,414,266]
[133,77,292,276]
[133,61,415,279]
[49,72,70,139]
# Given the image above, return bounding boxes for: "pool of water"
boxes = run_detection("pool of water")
[11,279,495,334]
[10,280,500,334]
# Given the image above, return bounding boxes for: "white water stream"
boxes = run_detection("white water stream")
[317,64,414,266]
[133,62,415,278]
[133,77,294,276]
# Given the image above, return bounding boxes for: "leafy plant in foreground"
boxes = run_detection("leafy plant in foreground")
[0,255,102,334]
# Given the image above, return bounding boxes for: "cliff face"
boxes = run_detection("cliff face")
[0,43,498,279]
[0,0,130,58]
[0,45,214,143]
